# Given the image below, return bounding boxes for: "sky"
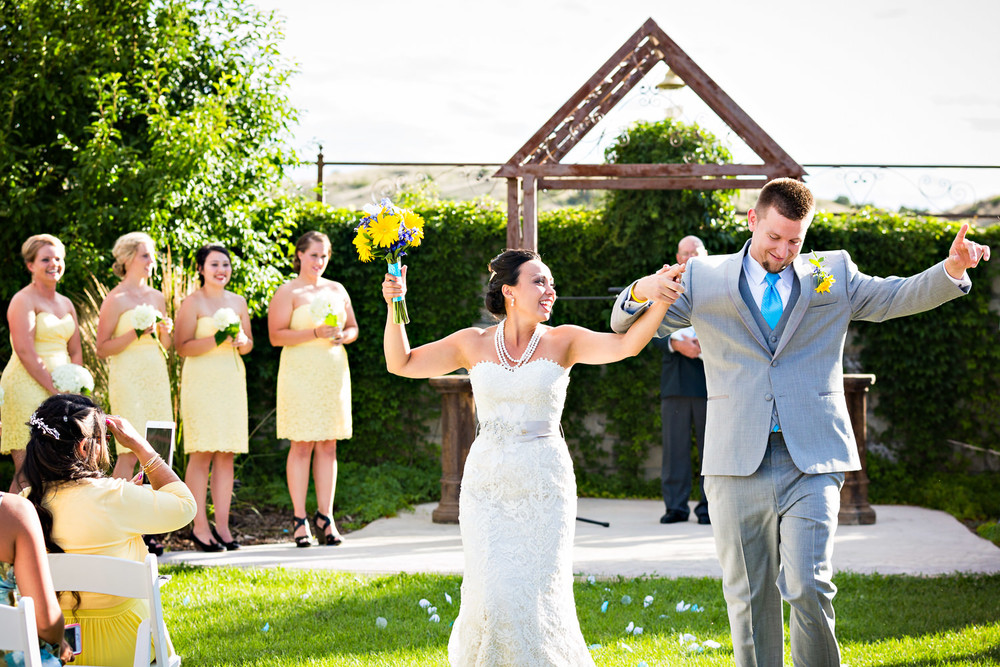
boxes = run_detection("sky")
[250,0,1000,213]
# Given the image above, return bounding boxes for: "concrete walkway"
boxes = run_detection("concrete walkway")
[161,499,1000,578]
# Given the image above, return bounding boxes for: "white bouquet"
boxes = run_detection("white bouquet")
[308,295,342,328]
[51,363,95,395]
[212,307,241,345]
[132,303,162,339]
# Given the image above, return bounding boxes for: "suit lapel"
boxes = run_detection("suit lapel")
[727,241,770,353]
[773,256,815,358]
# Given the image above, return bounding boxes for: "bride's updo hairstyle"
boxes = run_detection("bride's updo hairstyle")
[21,394,110,552]
[485,249,541,319]
[194,243,232,286]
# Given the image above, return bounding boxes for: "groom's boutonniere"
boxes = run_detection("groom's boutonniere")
[809,252,836,293]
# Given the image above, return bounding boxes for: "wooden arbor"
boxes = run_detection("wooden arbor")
[495,18,806,251]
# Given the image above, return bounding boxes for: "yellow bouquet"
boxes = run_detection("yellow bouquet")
[353,198,425,324]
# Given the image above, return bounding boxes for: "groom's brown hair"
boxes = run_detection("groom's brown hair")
[755,178,814,222]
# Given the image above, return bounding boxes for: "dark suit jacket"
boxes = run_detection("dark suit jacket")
[652,336,706,399]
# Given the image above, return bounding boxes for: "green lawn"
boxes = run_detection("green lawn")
[162,566,1000,666]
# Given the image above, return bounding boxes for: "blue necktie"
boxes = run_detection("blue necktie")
[761,273,783,329]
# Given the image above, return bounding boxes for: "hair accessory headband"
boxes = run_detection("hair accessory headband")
[27,412,59,439]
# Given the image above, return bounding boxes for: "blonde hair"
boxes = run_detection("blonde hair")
[21,234,65,265]
[111,232,155,278]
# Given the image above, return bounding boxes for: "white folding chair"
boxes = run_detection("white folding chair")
[0,596,45,667]
[47,553,180,667]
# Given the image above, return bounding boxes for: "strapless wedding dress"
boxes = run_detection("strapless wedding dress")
[448,359,595,666]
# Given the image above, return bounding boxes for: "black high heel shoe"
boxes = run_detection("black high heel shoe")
[313,511,342,546]
[211,525,241,551]
[292,516,312,548]
[190,531,224,553]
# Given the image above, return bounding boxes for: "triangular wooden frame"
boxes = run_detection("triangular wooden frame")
[496,17,806,250]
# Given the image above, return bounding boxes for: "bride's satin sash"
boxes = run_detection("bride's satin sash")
[476,419,562,443]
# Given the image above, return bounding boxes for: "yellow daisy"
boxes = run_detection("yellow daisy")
[369,212,401,248]
[353,232,374,262]
[815,276,835,293]
[403,211,425,247]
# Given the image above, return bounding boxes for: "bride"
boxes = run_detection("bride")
[382,249,678,665]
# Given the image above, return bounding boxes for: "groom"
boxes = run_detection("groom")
[611,178,990,666]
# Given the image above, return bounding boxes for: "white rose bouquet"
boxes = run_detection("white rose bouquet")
[51,363,95,395]
[308,295,342,328]
[212,307,241,345]
[132,303,162,339]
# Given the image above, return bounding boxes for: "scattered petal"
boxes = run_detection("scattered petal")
[600,600,609,613]
[261,623,270,632]
[687,642,703,653]
[444,593,453,604]
[418,599,431,609]
[621,595,632,605]
[182,595,191,606]
[702,639,722,649]
[691,603,704,612]
[376,617,388,629]
[428,614,440,623]
[632,626,643,636]
[679,632,697,644]
[625,621,635,634]
[618,641,634,653]
[587,575,596,585]
[676,600,691,612]
[587,644,602,651]
[637,662,649,667]
[300,593,311,600]
[427,606,438,615]
[604,587,611,592]
[658,614,668,619]
[643,595,654,608]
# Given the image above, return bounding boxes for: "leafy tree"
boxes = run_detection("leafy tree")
[0,0,299,321]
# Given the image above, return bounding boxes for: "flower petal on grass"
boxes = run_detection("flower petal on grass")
[679,632,697,644]
[621,595,632,605]
[587,575,596,585]
[429,614,440,623]
[618,642,634,653]
[376,617,388,629]
[702,639,722,649]
[643,595,654,607]
[262,623,270,632]
[600,601,609,613]
[418,599,430,609]
[676,600,691,612]
[625,622,634,634]
[444,593,453,604]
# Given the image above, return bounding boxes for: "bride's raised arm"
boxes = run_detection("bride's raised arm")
[561,263,683,367]
[382,266,479,378]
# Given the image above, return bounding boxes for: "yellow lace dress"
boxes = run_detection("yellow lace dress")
[180,317,248,453]
[0,312,74,453]
[276,304,352,441]
[108,308,173,454]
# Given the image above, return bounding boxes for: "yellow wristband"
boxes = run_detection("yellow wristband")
[629,284,649,304]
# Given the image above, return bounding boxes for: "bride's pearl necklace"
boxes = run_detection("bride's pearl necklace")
[494,319,541,371]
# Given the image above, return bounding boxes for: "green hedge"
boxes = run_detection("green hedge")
[237,197,1000,503]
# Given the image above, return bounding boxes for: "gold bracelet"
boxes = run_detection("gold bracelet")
[146,457,166,475]
[140,455,162,474]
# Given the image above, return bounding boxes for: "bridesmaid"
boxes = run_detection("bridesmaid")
[268,231,356,547]
[175,244,252,552]
[1,234,82,491]
[96,232,174,480]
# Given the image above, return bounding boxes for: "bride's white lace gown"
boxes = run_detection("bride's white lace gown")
[448,359,596,666]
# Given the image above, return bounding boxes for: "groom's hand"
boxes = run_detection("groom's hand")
[633,263,685,305]
[945,223,991,279]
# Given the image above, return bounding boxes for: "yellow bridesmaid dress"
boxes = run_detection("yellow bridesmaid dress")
[108,309,173,454]
[0,312,73,453]
[180,317,248,453]
[276,304,352,441]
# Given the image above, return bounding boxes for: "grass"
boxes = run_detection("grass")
[161,566,1000,666]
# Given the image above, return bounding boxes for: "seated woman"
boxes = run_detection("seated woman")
[21,394,197,667]
[0,489,70,666]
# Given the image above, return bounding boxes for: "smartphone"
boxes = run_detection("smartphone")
[145,421,176,469]
[64,623,82,655]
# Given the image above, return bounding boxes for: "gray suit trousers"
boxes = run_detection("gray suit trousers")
[705,434,844,667]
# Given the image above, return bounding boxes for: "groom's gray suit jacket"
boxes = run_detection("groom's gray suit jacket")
[612,240,967,477]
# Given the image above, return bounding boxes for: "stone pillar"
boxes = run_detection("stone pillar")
[429,375,476,524]
[840,374,877,525]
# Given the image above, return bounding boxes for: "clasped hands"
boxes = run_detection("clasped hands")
[945,223,991,279]
[632,262,686,306]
